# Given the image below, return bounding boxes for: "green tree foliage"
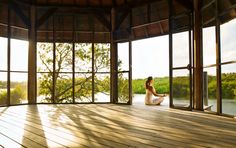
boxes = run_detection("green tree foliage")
[0,83,26,104]
[132,77,169,94]
[221,73,236,99]
[132,73,236,100]
[118,73,129,103]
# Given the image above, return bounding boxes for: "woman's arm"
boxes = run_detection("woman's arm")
[151,87,166,97]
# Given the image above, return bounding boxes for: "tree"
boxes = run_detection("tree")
[37,43,127,103]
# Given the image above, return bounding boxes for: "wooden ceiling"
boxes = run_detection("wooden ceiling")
[0,0,236,42]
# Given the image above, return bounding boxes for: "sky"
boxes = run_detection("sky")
[0,19,236,81]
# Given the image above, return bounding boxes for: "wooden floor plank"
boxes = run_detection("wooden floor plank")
[0,104,236,148]
[0,133,22,148]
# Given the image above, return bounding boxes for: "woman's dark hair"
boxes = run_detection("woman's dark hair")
[145,76,153,89]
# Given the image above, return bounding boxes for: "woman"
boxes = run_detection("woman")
[145,76,166,105]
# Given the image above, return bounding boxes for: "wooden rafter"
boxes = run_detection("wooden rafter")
[36,7,58,29]
[175,0,193,10]
[10,1,30,28]
[93,12,111,30]
[115,6,131,30]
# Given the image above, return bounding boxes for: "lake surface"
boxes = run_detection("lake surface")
[133,94,236,116]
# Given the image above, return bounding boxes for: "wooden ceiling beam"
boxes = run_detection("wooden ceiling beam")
[93,12,111,30]
[36,7,58,29]
[175,0,193,10]
[115,6,131,30]
[10,0,31,28]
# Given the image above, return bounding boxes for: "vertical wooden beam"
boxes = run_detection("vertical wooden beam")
[72,15,75,104]
[193,0,203,110]
[92,33,95,103]
[168,0,173,108]
[52,16,56,103]
[215,0,222,114]
[7,2,11,106]
[28,5,37,104]
[110,8,118,103]
[128,11,132,105]
[189,13,193,110]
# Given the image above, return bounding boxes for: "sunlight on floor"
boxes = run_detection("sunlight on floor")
[0,107,27,148]
[38,105,84,147]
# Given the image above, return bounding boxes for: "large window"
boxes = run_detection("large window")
[37,42,111,103]
[10,39,28,105]
[220,18,236,116]
[202,26,217,112]
[118,42,130,103]
[94,43,110,103]
[0,37,7,106]
[37,43,53,103]
[74,43,92,103]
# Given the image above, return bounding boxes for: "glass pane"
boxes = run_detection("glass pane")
[37,43,53,72]
[37,72,53,103]
[10,72,28,105]
[0,72,7,106]
[55,73,73,103]
[173,69,190,107]
[75,43,92,72]
[203,26,216,66]
[11,39,28,71]
[203,67,217,112]
[118,42,129,71]
[132,36,169,78]
[55,43,73,72]
[94,43,110,72]
[221,18,236,63]
[75,73,92,103]
[94,73,110,102]
[0,37,7,70]
[173,32,189,67]
[222,64,236,116]
[118,72,129,103]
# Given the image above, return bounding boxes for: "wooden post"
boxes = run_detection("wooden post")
[72,15,75,103]
[203,71,208,106]
[28,5,37,104]
[7,2,11,106]
[168,0,173,108]
[110,8,118,103]
[215,0,222,114]
[128,9,133,105]
[193,0,203,110]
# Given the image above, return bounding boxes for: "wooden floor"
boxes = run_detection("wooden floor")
[0,104,236,148]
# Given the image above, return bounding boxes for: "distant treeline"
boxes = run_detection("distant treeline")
[132,73,236,99]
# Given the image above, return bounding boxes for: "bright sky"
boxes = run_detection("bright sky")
[0,19,236,81]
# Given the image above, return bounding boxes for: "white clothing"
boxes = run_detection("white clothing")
[145,86,164,105]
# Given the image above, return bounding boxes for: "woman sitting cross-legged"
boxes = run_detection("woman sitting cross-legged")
[145,76,166,105]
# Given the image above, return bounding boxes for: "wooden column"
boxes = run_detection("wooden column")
[215,0,222,114]
[193,0,203,110]
[7,3,11,106]
[110,8,118,103]
[28,5,37,104]
[168,0,173,108]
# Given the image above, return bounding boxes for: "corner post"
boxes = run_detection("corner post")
[110,8,118,103]
[28,5,37,104]
[193,0,203,110]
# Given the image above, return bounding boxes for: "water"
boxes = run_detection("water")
[133,94,236,116]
